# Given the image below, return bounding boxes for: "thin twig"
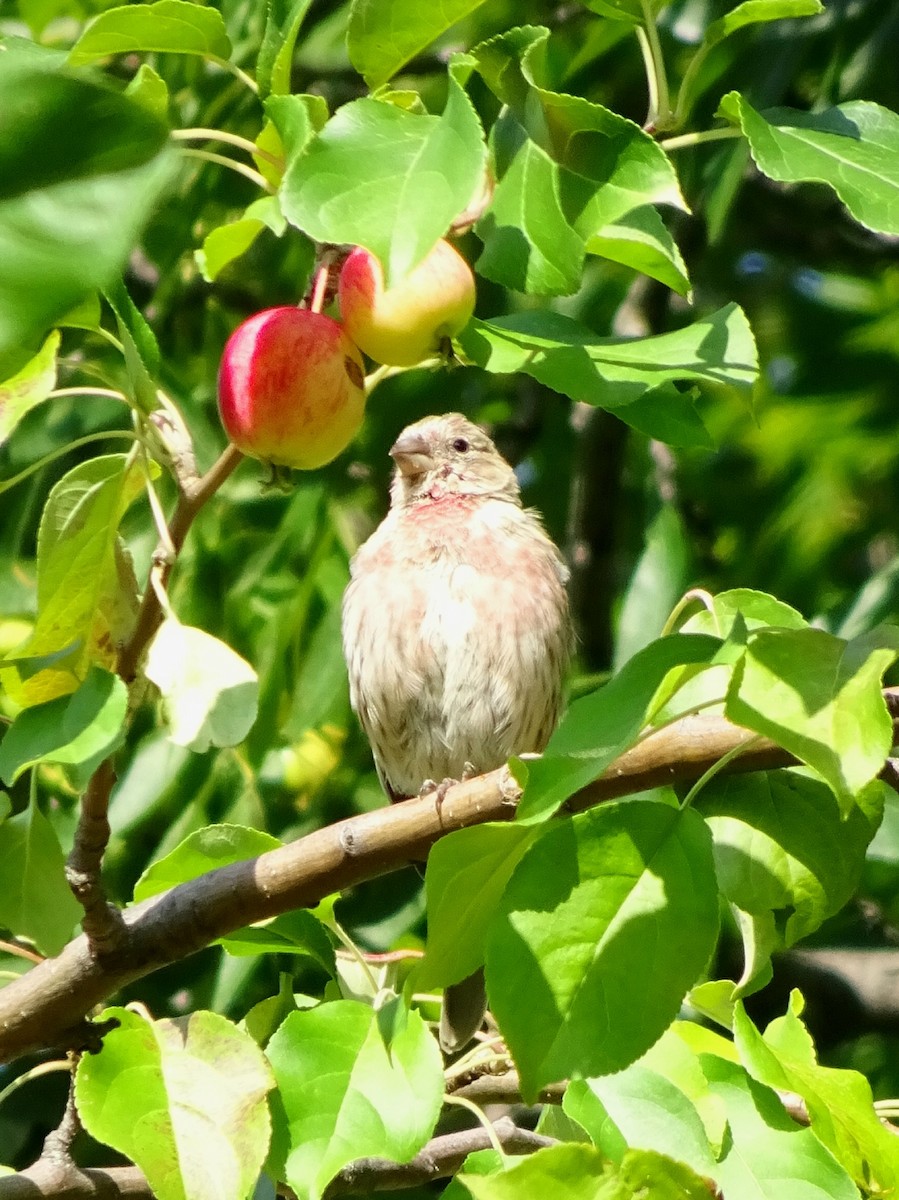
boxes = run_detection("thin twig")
[65,760,126,954]
[117,443,244,683]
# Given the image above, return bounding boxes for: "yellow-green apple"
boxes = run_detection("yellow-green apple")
[218,307,366,469]
[338,239,475,367]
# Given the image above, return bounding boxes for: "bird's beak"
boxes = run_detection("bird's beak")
[389,430,432,477]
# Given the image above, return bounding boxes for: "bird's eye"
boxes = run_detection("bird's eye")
[451,437,470,453]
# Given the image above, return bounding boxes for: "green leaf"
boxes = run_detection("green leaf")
[0,455,146,706]
[719,93,899,236]
[458,304,758,413]
[651,588,807,721]
[0,61,168,200]
[701,1051,861,1200]
[637,1024,731,1154]
[614,507,691,669]
[133,824,283,902]
[266,1001,444,1200]
[704,0,824,50]
[477,127,585,294]
[517,633,721,822]
[0,64,172,376]
[220,911,336,975]
[486,803,719,1097]
[0,797,81,955]
[462,1142,711,1200]
[460,1144,610,1199]
[700,772,881,948]
[0,667,127,788]
[0,330,59,446]
[280,74,486,285]
[415,823,538,989]
[124,63,170,122]
[565,1069,718,1177]
[103,276,161,413]
[471,26,686,294]
[258,0,314,98]
[195,197,286,283]
[145,619,259,753]
[587,205,692,296]
[581,0,667,21]
[725,625,899,810]
[75,1007,275,1200]
[611,383,712,448]
[733,999,899,1193]
[348,0,490,89]
[68,0,232,65]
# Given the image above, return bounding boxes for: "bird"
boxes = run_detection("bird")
[341,412,571,1050]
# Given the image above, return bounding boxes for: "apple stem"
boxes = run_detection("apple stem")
[308,261,333,314]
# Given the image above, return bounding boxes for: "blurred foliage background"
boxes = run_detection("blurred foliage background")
[3,0,899,1169]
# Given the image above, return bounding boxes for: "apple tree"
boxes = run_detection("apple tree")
[2,0,899,1197]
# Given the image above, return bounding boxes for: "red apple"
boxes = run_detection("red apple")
[218,308,366,469]
[338,239,475,367]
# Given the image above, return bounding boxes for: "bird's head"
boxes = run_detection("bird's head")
[388,413,520,509]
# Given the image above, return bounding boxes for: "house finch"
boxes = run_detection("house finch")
[342,412,571,1049]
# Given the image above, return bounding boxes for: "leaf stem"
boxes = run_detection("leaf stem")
[116,443,244,683]
[659,126,744,152]
[49,387,129,403]
[207,53,259,95]
[0,430,144,497]
[0,1060,71,1111]
[661,587,720,637]
[178,148,273,193]
[0,939,43,965]
[443,1094,507,1159]
[637,1,673,131]
[171,127,282,170]
[679,733,763,809]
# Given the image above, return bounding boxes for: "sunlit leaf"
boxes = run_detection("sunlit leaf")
[0,61,172,376]
[702,1051,861,1199]
[347,0,490,89]
[258,0,314,97]
[459,304,758,414]
[145,619,259,753]
[719,93,899,235]
[280,75,485,285]
[517,633,721,822]
[726,625,899,810]
[0,667,127,787]
[133,824,283,902]
[68,0,231,65]
[487,803,719,1097]
[733,999,898,1193]
[700,772,882,947]
[75,1007,275,1200]
[415,823,538,989]
[0,330,59,446]
[266,1001,443,1200]
[0,455,146,706]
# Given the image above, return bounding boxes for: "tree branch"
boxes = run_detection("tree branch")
[0,1118,553,1199]
[62,444,245,951]
[1,699,896,1065]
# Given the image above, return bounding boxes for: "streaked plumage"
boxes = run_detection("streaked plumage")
[342,412,571,1051]
[342,412,570,802]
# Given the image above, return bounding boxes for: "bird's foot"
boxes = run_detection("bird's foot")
[420,764,478,826]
